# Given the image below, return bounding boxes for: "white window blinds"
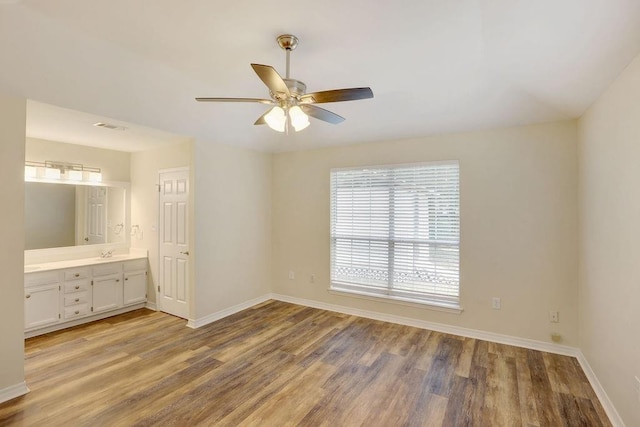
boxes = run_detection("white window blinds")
[330,162,460,307]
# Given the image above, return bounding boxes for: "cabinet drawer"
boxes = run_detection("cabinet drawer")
[64,291,90,307]
[64,304,90,320]
[63,280,91,294]
[92,263,122,277]
[25,271,60,287]
[64,267,91,281]
[124,259,147,272]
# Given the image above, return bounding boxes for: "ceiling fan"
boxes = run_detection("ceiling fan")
[196,34,373,133]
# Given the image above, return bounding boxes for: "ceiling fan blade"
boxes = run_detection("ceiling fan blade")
[195,97,273,104]
[301,104,345,124]
[250,64,290,98]
[254,110,269,125]
[300,87,373,104]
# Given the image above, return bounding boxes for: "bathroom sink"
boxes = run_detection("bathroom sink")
[24,265,41,272]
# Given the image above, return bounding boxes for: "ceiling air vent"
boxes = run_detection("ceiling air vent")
[93,122,126,131]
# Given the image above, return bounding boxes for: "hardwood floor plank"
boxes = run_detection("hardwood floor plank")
[0,303,613,426]
[442,375,475,426]
[481,353,522,426]
[515,347,541,426]
[528,350,564,426]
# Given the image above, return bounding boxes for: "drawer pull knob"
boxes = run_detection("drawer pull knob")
[125,278,129,281]
[116,279,120,282]
[75,310,80,315]
[74,273,80,277]
[75,298,80,302]
[75,285,80,290]
[26,294,31,299]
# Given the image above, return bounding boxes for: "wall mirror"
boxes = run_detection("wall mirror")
[25,181,129,251]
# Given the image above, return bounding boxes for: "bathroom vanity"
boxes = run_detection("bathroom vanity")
[24,253,148,337]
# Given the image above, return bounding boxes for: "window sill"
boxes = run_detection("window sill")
[328,287,463,314]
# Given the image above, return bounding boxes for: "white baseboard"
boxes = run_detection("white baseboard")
[145,301,157,311]
[575,351,625,427]
[271,293,579,356]
[186,294,272,329]
[25,303,147,338]
[0,381,29,404]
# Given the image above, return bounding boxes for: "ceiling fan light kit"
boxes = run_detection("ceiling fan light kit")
[196,34,373,133]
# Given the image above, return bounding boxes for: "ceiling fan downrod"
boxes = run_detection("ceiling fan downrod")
[277,34,298,79]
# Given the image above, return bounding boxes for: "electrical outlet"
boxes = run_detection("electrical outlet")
[549,311,559,323]
[635,376,640,403]
[491,297,501,310]
[288,271,295,280]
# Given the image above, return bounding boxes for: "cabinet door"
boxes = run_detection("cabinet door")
[123,271,147,305]
[25,284,60,330]
[92,274,123,313]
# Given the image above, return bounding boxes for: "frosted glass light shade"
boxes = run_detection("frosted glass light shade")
[44,167,61,179]
[84,171,102,182]
[265,107,286,132]
[66,170,83,181]
[24,166,37,179]
[289,106,310,132]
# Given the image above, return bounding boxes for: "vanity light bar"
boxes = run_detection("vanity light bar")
[24,161,102,183]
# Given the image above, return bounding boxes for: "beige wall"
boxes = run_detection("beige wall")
[193,140,272,319]
[0,95,26,394]
[130,140,193,305]
[578,53,640,426]
[272,121,579,345]
[26,137,130,182]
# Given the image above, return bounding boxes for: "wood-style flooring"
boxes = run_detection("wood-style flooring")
[0,300,611,426]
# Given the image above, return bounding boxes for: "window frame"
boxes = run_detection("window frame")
[329,160,461,311]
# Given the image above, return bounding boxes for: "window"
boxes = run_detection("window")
[330,161,460,309]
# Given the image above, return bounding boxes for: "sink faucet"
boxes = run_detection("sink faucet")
[100,249,113,258]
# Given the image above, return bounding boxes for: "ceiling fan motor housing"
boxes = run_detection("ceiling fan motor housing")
[283,79,306,97]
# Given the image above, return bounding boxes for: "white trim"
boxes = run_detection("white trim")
[328,288,463,314]
[271,293,578,356]
[0,381,29,404]
[575,351,625,427]
[145,301,157,311]
[186,294,272,329]
[25,303,147,338]
[330,159,459,173]
[158,166,190,174]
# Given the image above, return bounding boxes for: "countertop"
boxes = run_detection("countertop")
[25,252,147,274]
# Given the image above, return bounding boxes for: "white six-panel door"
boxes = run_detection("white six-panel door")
[158,168,190,319]
[86,186,107,244]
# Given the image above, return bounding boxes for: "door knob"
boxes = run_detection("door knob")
[180,251,190,255]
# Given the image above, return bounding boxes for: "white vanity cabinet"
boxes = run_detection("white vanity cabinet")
[24,271,61,330]
[62,267,92,320]
[123,259,148,305]
[92,263,124,313]
[24,256,148,337]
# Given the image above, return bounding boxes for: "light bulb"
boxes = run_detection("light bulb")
[289,106,310,132]
[264,106,286,132]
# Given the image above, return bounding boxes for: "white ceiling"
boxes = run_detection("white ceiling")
[1,0,639,152]
[26,100,189,152]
